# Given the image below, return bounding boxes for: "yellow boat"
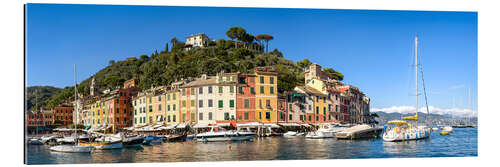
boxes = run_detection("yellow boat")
[440,131,452,135]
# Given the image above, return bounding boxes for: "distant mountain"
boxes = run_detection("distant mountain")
[26,86,62,111]
[374,111,477,126]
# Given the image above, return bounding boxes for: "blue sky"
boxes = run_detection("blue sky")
[26,4,477,115]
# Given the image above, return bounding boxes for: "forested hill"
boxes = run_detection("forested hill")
[28,27,344,110]
[26,86,62,111]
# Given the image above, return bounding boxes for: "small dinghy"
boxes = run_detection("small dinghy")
[283,131,298,137]
[28,138,44,145]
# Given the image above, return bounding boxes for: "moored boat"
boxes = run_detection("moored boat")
[196,127,256,142]
[283,131,298,137]
[305,123,345,139]
[49,145,94,153]
[440,126,453,135]
[28,138,44,145]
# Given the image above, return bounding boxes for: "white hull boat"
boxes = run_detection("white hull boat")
[283,131,298,137]
[50,145,93,153]
[196,127,256,142]
[306,124,345,139]
[383,126,431,142]
[28,138,44,145]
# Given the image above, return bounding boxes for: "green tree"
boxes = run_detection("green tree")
[140,54,149,62]
[323,67,344,81]
[255,34,274,52]
[226,27,247,48]
[296,58,312,70]
[103,76,125,89]
[109,60,115,65]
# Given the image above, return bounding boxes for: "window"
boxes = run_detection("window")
[182,100,186,107]
[149,97,152,103]
[270,86,274,94]
[260,86,264,94]
[167,105,170,111]
[116,108,120,114]
[230,86,234,93]
[208,112,213,120]
[244,99,250,108]
[191,113,195,120]
[134,100,137,106]
[270,77,274,84]
[266,100,270,107]
[208,99,213,107]
[265,112,270,119]
[289,114,293,120]
[328,104,331,112]
[224,113,230,120]
[149,116,152,123]
[244,112,249,120]
[167,94,170,101]
[260,76,264,84]
[208,86,212,93]
[239,87,244,94]
[197,100,203,108]
[173,94,176,100]
[149,106,152,112]
[173,104,176,111]
[259,112,262,119]
[316,96,319,102]
[316,116,319,121]
[191,100,195,107]
[218,86,223,93]
[289,104,293,112]
[173,115,176,122]
[191,88,195,95]
[158,105,162,111]
[117,117,120,123]
[250,87,255,94]
[336,105,338,112]
[229,100,235,108]
[158,96,162,101]
[199,87,203,94]
[323,97,326,103]
[199,113,203,121]
[323,107,326,115]
[279,112,283,120]
[167,115,171,122]
[316,106,319,114]
[308,115,312,121]
[218,100,223,108]
[124,109,127,114]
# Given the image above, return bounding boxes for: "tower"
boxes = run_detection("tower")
[90,77,96,96]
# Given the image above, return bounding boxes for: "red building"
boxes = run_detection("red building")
[277,97,287,123]
[236,74,256,123]
[52,104,73,126]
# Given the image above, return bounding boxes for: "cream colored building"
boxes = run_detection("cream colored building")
[185,33,211,48]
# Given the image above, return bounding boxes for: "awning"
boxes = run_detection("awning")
[263,123,280,128]
[176,123,188,129]
[217,123,231,127]
[293,93,303,97]
[236,122,263,127]
[84,126,91,130]
[278,122,301,127]
[193,123,210,128]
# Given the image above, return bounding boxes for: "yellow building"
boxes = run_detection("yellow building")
[165,90,180,124]
[254,67,278,123]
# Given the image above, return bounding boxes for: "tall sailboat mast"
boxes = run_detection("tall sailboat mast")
[415,36,419,117]
[74,64,78,146]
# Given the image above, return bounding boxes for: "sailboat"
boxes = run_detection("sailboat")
[383,36,432,142]
[50,65,94,153]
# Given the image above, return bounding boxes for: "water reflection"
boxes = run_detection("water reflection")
[26,128,477,164]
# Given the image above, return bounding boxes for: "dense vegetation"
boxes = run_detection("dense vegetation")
[27,27,343,110]
[26,86,62,111]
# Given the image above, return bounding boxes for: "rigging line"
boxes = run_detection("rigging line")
[419,56,430,124]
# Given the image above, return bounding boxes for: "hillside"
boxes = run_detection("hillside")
[374,111,477,126]
[26,86,62,111]
[28,27,343,110]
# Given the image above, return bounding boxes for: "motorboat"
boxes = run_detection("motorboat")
[305,124,345,139]
[165,134,186,142]
[143,136,162,145]
[28,138,44,145]
[196,127,256,142]
[122,135,144,147]
[40,135,57,143]
[432,127,439,131]
[336,124,383,139]
[283,131,298,137]
[56,135,77,144]
[78,136,123,150]
[440,126,453,135]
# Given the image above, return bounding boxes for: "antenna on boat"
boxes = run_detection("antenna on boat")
[415,36,419,121]
[74,64,78,146]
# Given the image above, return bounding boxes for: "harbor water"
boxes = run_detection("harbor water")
[26,128,477,164]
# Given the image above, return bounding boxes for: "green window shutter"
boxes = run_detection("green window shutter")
[219,86,223,93]
[260,86,264,94]
[218,100,223,108]
[230,100,235,108]
[230,86,234,93]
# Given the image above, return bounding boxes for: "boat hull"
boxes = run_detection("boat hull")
[49,145,93,153]
[197,135,255,142]
[383,128,431,142]
[79,141,123,150]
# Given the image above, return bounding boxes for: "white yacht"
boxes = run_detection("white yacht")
[305,123,345,139]
[196,127,256,142]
